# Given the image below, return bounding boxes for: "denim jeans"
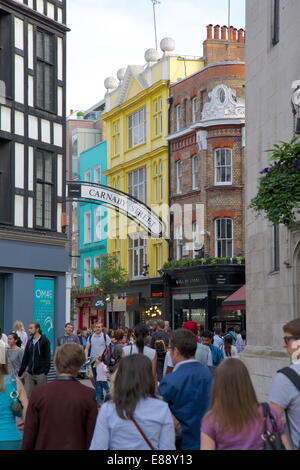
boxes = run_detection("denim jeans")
[95,381,109,404]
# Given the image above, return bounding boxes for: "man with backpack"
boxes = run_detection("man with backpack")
[150,319,169,382]
[269,318,300,450]
[85,323,111,387]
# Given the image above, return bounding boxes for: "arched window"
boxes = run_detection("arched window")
[215,218,233,257]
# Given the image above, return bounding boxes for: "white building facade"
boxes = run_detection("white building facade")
[244,0,300,400]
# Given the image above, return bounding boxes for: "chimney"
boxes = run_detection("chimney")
[214,25,220,40]
[238,28,244,43]
[207,24,213,40]
[221,25,228,41]
[70,109,74,115]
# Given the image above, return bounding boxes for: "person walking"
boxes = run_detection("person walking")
[182,321,211,366]
[213,328,224,349]
[95,355,109,406]
[202,330,224,368]
[7,333,24,378]
[122,323,157,379]
[85,323,111,387]
[22,343,97,450]
[0,341,28,450]
[150,320,169,382]
[18,322,51,398]
[12,321,28,350]
[269,318,300,450]
[57,323,80,346]
[90,354,175,450]
[201,359,290,450]
[158,329,212,450]
[220,335,238,359]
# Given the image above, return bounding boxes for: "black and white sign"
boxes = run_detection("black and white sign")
[92,297,106,310]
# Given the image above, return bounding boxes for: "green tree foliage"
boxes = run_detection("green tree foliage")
[249,139,300,227]
[91,254,128,296]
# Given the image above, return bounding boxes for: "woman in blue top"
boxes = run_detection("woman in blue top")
[0,342,28,450]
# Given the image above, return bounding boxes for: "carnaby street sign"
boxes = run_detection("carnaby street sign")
[67,181,166,237]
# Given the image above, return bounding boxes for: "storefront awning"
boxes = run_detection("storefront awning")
[222,285,246,311]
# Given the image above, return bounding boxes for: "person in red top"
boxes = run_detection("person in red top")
[22,343,97,450]
[182,321,200,343]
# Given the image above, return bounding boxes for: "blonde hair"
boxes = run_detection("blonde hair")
[0,363,9,393]
[13,321,25,332]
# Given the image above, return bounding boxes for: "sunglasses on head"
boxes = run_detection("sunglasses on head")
[283,335,300,345]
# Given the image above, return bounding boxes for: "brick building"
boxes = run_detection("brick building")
[164,25,246,331]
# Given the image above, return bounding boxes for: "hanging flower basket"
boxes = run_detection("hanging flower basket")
[249,138,300,227]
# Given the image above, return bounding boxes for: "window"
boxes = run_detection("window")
[0,11,13,99]
[153,97,163,137]
[94,257,100,285]
[272,0,280,46]
[215,219,233,257]
[84,212,91,244]
[153,161,163,202]
[35,151,54,229]
[154,163,158,202]
[128,108,146,148]
[112,120,120,156]
[128,234,147,279]
[84,258,91,287]
[215,148,232,185]
[192,97,198,123]
[128,167,146,203]
[0,140,12,223]
[176,160,182,194]
[192,155,199,190]
[174,225,183,261]
[192,222,203,258]
[273,223,280,271]
[176,105,181,132]
[94,166,101,185]
[84,169,91,182]
[154,242,163,273]
[94,207,101,242]
[159,161,163,201]
[36,30,55,112]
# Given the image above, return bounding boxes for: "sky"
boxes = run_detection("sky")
[67,0,245,113]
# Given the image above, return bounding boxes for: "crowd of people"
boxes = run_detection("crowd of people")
[0,317,299,451]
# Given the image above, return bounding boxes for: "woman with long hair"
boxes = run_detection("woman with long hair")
[90,354,175,450]
[0,342,28,450]
[220,335,238,359]
[7,333,24,378]
[201,359,291,450]
[122,323,157,378]
[12,321,28,350]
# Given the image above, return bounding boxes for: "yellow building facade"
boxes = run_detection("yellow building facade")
[102,52,204,290]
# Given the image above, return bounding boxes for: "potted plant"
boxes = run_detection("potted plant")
[249,138,300,227]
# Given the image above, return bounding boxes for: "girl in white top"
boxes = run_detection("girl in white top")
[220,335,238,359]
[122,323,157,379]
[90,354,175,450]
[13,321,28,350]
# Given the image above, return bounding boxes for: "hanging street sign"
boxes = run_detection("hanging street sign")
[67,181,166,237]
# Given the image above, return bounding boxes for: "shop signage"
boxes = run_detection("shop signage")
[92,297,106,310]
[67,182,165,237]
[33,278,54,355]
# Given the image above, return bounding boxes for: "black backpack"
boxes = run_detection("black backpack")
[153,337,167,356]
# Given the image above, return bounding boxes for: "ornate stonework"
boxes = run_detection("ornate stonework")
[202,84,245,121]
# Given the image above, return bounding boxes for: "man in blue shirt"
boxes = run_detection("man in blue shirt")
[202,330,224,367]
[158,329,212,450]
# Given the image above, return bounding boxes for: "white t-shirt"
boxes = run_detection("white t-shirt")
[1,333,8,345]
[220,345,238,359]
[163,350,174,376]
[96,362,108,382]
[123,344,156,362]
[87,333,111,359]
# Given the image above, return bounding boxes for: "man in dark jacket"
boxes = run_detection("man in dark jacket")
[158,329,212,450]
[150,319,169,382]
[18,322,51,397]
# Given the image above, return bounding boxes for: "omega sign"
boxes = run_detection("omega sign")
[68,183,165,237]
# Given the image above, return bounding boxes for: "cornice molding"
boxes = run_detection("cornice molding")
[0,229,67,246]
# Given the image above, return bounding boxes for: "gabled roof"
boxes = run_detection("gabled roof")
[117,65,148,106]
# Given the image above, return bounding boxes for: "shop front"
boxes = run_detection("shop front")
[76,294,106,329]
[167,265,245,332]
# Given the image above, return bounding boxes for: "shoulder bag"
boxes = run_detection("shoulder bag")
[131,416,154,450]
[261,402,286,450]
[277,367,300,449]
[10,380,23,418]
